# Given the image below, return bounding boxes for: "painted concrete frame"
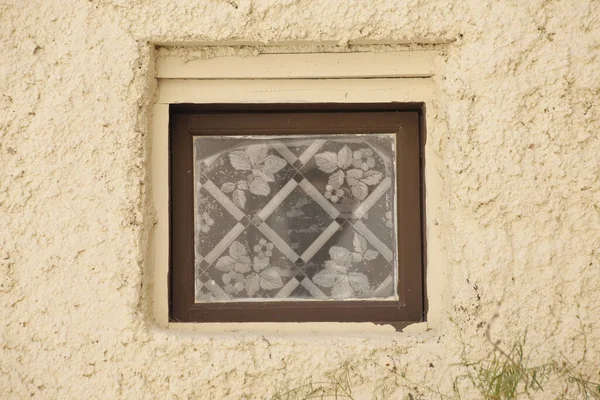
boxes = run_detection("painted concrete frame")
[150,51,445,334]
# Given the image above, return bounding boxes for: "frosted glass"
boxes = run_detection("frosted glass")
[192,134,398,302]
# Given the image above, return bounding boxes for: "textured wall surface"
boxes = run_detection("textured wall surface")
[1,0,599,398]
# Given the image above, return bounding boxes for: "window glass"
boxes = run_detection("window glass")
[193,135,398,302]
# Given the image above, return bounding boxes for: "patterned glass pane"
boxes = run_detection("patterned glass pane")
[193,134,397,302]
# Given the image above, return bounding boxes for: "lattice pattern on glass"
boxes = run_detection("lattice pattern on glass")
[193,134,398,302]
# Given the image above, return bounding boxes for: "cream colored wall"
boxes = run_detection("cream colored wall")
[1,0,599,399]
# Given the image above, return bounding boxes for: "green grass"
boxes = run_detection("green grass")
[271,325,600,400]
[272,361,358,400]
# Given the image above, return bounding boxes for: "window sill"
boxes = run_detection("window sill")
[163,321,430,337]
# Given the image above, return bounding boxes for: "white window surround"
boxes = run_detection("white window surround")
[150,50,445,335]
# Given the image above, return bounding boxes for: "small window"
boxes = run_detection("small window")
[170,104,424,327]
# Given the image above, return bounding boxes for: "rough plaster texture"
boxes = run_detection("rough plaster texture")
[1,0,599,398]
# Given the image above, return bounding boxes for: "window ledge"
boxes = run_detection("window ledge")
[164,321,430,337]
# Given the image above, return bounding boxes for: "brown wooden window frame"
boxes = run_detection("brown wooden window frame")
[169,103,425,329]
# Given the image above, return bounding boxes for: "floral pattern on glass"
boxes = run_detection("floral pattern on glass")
[312,233,379,298]
[193,135,397,302]
[215,240,284,296]
[219,144,287,209]
[314,145,383,202]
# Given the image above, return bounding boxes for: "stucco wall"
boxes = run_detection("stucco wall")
[1,0,599,398]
